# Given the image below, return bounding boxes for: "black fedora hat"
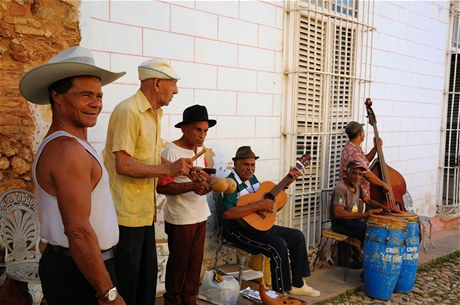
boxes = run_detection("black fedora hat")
[232,146,259,161]
[174,105,217,128]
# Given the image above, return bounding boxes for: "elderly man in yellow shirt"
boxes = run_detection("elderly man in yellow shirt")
[104,59,192,305]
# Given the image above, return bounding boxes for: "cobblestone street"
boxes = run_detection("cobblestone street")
[318,252,460,305]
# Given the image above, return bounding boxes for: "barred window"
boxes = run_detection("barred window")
[281,0,375,246]
[439,1,460,215]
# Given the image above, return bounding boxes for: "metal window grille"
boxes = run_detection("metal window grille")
[439,1,460,216]
[281,0,375,247]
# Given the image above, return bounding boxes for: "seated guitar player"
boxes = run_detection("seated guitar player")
[219,146,320,297]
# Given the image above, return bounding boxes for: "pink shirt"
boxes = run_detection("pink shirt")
[339,141,370,195]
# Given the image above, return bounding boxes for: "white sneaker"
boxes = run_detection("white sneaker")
[289,282,321,297]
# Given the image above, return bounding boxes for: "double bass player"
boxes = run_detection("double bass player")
[339,121,390,198]
[341,98,408,212]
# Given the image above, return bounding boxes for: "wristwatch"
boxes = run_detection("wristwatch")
[103,287,118,302]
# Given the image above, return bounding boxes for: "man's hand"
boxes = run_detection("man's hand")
[373,137,383,148]
[167,158,192,176]
[257,199,275,213]
[187,167,210,182]
[98,294,126,305]
[364,208,383,217]
[192,181,211,196]
[382,182,391,193]
[288,167,301,185]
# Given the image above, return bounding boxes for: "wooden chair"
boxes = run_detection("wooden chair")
[313,190,362,281]
[313,228,362,281]
[0,190,43,305]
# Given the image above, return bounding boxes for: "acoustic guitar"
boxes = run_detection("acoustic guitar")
[236,154,311,232]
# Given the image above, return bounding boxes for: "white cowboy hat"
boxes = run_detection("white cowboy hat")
[19,46,126,105]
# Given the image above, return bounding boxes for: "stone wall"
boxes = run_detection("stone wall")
[0,0,80,194]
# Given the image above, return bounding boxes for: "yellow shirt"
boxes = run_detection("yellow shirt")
[104,89,163,227]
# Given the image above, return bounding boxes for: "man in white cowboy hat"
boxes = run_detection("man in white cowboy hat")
[220,146,321,297]
[20,46,126,304]
[103,59,192,305]
[156,104,216,305]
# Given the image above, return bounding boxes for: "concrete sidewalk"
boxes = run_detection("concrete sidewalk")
[158,221,459,305]
[305,223,460,304]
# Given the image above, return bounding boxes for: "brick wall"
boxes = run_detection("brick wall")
[79,0,285,179]
[0,0,81,194]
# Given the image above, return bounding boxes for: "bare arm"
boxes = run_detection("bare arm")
[50,140,125,304]
[363,194,400,213]
[115,150,191,178]
[157,180,211,196]
[333,205,382,220]
[365,137,382,162]
[363,170,391,192]
[363,195,385,210]
[222,199,274,220]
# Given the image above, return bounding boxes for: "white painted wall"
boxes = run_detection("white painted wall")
[367,1,449,217]
[80,0,285,180]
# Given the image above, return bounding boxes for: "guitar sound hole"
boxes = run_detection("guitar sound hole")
[264,193,275,201]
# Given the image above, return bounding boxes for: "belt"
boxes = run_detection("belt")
[49,245,115,261]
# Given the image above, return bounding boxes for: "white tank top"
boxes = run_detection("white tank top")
[32,131,119,250]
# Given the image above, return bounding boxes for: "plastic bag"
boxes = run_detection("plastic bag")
[198,270,239,305]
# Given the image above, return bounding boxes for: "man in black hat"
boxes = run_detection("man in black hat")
[340,121,390,196]
[157,104,216,305]
[219,146,321,297]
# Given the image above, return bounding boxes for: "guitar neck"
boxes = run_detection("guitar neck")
[269,161,303,198]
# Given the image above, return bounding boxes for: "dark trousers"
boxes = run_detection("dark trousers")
[39,245,118,305]
[163,221,206,305]
[115,225,157,305]
[332,218,367,244]
[223,225,310,292]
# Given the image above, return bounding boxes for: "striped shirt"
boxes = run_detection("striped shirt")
[221,169,261,228]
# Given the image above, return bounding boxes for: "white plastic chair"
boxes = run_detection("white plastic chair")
[0,190,43,305]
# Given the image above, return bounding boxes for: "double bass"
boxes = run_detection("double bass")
[365,98,407,212]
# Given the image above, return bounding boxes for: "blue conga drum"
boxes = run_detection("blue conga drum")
[389,212,420,293]
[363,215,406,300]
